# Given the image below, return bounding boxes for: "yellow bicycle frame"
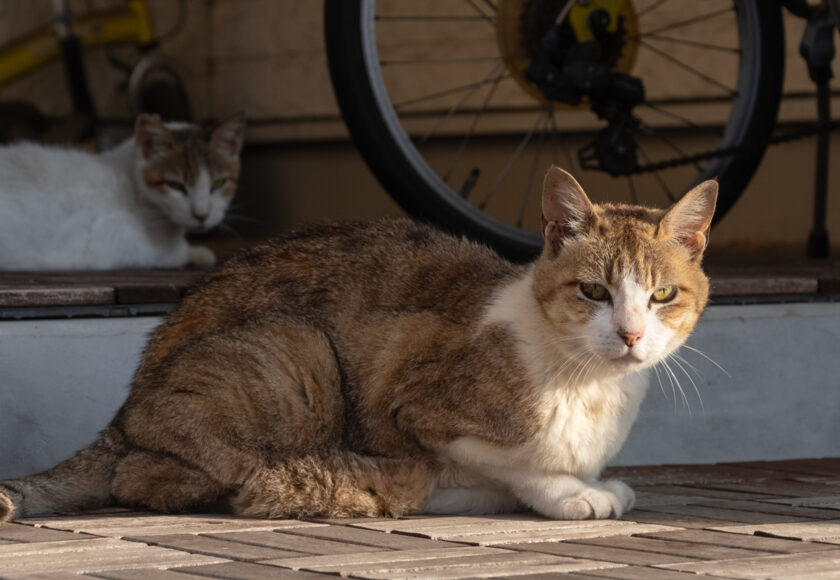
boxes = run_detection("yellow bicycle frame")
[0,0,154,88]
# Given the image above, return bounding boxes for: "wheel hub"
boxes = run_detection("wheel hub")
[496,0,640,107]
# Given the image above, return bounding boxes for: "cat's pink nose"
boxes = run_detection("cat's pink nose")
[618,330,642,347]
[192,211,208,223]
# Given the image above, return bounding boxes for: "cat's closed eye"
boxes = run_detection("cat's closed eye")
[164,180,188,195]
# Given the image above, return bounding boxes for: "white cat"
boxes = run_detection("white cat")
[0,113,245,270]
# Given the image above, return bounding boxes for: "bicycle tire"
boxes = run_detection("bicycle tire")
[325,0,784,261]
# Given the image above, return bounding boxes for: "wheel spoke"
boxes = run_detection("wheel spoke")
[419,64,505,145]
[641,102,724,137]
[550,109,577,172]
[376,15,492,22]
[644,34,740,54]
[444,72,505,184]
[479,109,547,210]
[393,74,511,111]
[380,56,501,66]
[638,0,670,18]
[639,6,733,37]
[637,38,737,97]
[518,110,550,228]
[463,0,496,26]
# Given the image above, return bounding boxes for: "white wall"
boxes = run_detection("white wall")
[1,302,839,480]
[0,317,161,480]
[614,301,840,466]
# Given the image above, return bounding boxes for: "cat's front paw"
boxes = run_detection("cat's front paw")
[601,479,635,514]
[546,481,634,520]
[187,245,216,267]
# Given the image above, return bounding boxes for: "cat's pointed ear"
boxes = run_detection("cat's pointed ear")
[210,111,246,159]
[135,114,174,161]
[541,166,595,254]
[659,179,718,260]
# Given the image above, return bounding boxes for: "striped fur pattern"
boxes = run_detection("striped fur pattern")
[0,167,717,522]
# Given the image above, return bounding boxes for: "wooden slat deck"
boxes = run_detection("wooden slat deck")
[1,459,838,579]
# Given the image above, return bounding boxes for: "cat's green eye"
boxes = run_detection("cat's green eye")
[651,286,677,303]
[580,282,610,302]
[164,180,187,195]
[211,177,228,191]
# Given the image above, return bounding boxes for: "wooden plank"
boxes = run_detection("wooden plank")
[690,499,840,520]
[165,561,326,579]
[634,484,779,501]
[626,509,744,529]
[91,569,205,579]
[350,514,551,533]
[726,458,840,478]
[693,479,840,497]
[761,496,840,511]
[284,525,465,551]
[658,549,840,578]
[274,549,622,579]
[203,530,389,556]
[633,491,726,508]
[639,528,840,553]
[709,276,818,296]
[506,574,602,580]
[0,270,205,308]
[261,546,506,571]
[115,284,182,304]
[5,573,96,580]
[22,514,325,538]
[506,540,700,566]
[638,503,827,524]
[351,514,676,544]
[0,286,114,307]
[0,537,226,576]
[356,556,621,579]
[426,523,677,546]
[126,534,305,561]
[602,464,783,486]
[581,566,720,579]
[571,534,774,561]
[707,519,840,543]
[0,523,91,543]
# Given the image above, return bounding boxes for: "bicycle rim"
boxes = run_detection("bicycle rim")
[342,0,782,259]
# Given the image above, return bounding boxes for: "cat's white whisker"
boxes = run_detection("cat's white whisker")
[680,344,730,377]
[672,352,703,378]
[669,353,704,413]
[662,358,692,416]
[652,364,668,399]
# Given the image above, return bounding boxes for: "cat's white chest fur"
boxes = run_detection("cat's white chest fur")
[444,371,647,482]
[425,269,650,516]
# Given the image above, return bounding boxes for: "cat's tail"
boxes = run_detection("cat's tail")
[0,426,126,522]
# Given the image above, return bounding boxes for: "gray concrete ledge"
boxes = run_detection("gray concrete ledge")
[1,302,839,479]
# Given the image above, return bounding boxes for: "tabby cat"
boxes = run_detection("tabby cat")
[0,167,716,521]
[0,112,245,270]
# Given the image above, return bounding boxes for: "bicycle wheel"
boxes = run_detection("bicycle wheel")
[326,0,784,260]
